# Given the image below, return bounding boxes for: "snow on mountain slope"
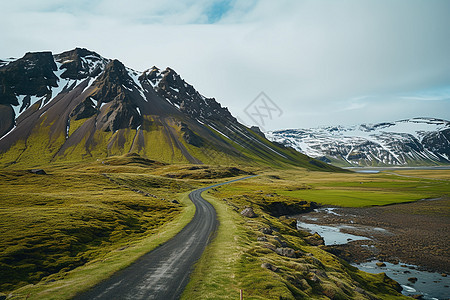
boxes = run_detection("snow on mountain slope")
[266,118,450,167]
[0,48,339,170]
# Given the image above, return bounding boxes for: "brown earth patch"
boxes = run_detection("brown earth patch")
[297,198,450,273]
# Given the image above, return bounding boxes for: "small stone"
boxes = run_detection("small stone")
[241,207,257,218]
[376,262,386,267]
[261,262,278,272]
[442,273,447,277]
[257,236,268,242]
[408,277,418,283]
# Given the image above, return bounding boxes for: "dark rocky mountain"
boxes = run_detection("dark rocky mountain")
[0,48,338,171]
[266,118,450,167]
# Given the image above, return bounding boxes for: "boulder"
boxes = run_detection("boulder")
[275,247,299,258]
[29,169,47,175]
[408,277,418,283]
[376,262,386,267]
[304,233,324,246]
[241,207,257,218]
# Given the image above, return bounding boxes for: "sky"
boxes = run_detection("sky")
[1,0,450,130]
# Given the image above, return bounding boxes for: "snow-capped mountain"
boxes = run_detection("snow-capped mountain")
[0,48,338,171]
[266,118,450,167]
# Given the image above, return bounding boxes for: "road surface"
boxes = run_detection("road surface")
[75,176,254,300]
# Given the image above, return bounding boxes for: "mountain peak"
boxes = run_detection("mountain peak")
[0,48,339,171]
[267,118,450,167]
[55,48,108,80]
[0,51,57,106]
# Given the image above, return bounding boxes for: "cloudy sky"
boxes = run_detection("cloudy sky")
[1,0,449,130]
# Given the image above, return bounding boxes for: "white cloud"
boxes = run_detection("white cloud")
[1,0,449,129]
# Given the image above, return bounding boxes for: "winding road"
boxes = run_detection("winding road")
[75,176,255,300]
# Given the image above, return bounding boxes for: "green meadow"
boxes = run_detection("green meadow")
[1,157,449,299]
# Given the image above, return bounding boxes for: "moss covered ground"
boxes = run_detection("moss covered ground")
[1,159,449,299]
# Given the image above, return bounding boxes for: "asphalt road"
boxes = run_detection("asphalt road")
[75,176,255,300]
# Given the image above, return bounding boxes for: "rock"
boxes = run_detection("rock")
[275,247,298,258]
[274,236,288,247]
[241,207,257,218]
[257,236,268,242]
[70,97,97,120]
[260,227,273,235]
[411,295,424,300]
[442,273,447,277]
[250,126,266,138]
[29,169,47,175]
[304,233,324,246]
[307,272,321,283]
[180,122,203,146]
[376,262,386,267]
[408,277,418,283]
[261,262,278,272]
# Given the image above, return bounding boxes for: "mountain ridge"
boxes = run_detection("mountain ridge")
[266,117,450,167]
[0,48,339,172]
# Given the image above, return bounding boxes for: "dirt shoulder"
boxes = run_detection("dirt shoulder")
[298,197,450,273]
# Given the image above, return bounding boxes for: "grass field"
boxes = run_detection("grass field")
[1,159,449,299]
[0,160,200,298]
[182,169,450,299]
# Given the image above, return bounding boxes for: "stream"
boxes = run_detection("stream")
[297,219,449,299]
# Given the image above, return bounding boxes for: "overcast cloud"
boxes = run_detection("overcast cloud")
[1,0,449,130]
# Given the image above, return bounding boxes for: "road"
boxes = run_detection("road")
[75,176,255,300]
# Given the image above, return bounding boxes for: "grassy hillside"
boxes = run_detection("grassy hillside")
[0,111,343,173]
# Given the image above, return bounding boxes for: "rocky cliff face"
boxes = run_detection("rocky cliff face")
[266,118,450,167]
[0,48,337,171]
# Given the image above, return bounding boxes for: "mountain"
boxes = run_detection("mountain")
[0,48,338,171]
[266,118,450,167]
